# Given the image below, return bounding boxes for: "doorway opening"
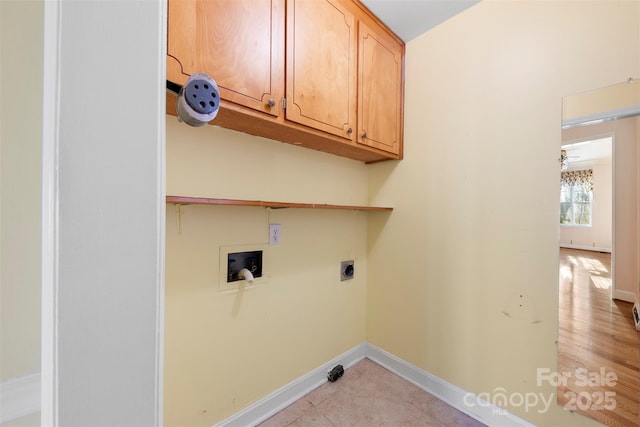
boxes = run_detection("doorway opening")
[559,136,613,293]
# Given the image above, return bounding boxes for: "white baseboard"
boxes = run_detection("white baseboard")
[213,344,367,427]
[559,244,611,253]
[613,289,637,303]
[215,343,535,427]
[0,372,40,424]
[2,345,533,427]
[366,344,535,427]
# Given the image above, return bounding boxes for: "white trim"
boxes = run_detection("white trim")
[366,344,536,427]
[155,2,168,426]
[562,105,640,129]
[0,373,41,424]
[5,343,536,427]
[613,289,636,303]
[559,244,611,253]
[214,344,367,427]
[41,0,61,425]
[611,131,617,302]
[214,343,535,427]
[40,1,167,424]
[565,158,611,169]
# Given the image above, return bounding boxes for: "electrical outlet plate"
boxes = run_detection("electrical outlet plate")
[340,260,354,281]
[269,223,281,246]
[219,244,267,291]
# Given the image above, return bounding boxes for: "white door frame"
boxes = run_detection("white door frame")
[41,1,167,424]
[41,0,60,422]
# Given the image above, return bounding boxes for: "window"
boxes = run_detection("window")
[560,169,593,226]
[560,183,592,226]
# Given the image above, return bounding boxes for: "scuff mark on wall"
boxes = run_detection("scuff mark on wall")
[502,293,542,324]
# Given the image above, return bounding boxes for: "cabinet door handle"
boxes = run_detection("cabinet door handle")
[347,127,353,134]
[362,132,367,139]
[267,99,276,108]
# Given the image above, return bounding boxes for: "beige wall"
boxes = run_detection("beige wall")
[165,1,639,426]
[164,120,370,425]
[367,1,638,426]
[166,119,369,205]
[14,0,640,425]
[563,78,640,120]
[563,118,639,301]
[559,160,613,252]
[0,0,43,384]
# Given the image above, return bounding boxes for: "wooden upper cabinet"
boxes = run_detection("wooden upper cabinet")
[286,0,357,140]
[167,0,284,116]
[357,21,403,155]
[166,0,404,163]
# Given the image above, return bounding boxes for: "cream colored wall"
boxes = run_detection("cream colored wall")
[166,118,369,204]
[563,78,640,120]
[367,1,639,426]
[559,161,613,251]
[563,118,639,300]
[0,0,43,386]
[164,120,369,425]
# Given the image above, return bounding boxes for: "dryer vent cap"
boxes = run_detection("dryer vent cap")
[176,73,219,127]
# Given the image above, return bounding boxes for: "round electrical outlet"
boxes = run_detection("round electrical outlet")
[340,260,354,281]
[176,73,220,127]
[184,78,218,114]
[344,264,354,277]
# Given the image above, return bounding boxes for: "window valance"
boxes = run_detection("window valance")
[561,169,593,191]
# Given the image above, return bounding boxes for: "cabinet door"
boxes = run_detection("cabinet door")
[286,0,356,139]
[357,21,403,155]
[168,0,284,117]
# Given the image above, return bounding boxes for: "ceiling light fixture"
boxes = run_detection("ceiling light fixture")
[560,150,568,171]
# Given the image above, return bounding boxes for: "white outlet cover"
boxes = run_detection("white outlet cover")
[269,223,281,246]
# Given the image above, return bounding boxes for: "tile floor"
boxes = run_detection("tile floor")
[257,358,486,427]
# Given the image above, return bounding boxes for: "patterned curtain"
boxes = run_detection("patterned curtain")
[561,169,593,191]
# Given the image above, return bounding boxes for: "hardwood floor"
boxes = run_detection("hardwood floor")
[558,248,639,426]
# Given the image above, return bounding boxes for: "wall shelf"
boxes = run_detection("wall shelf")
[166,196,393,212]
